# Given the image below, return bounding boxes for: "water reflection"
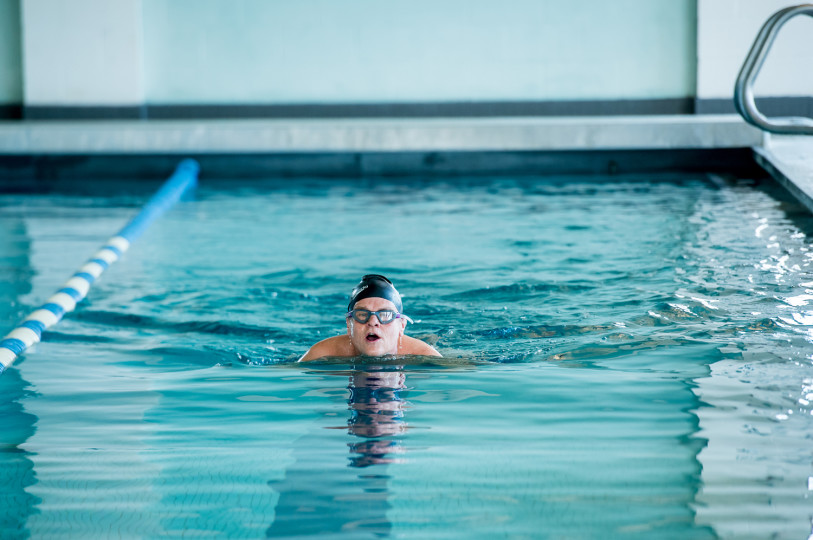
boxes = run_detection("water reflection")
[347,369,407,468]
[0,216,40,537]
[267,365,408,538]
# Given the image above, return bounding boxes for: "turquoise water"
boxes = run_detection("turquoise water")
[1,172,812,538]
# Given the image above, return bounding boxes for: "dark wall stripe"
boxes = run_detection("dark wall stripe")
[23,105,147,120]
[0,104,22,120]
[22,98,694,120]
[696,96,813,117]
[143,99,697,119]
[14,97,813,121]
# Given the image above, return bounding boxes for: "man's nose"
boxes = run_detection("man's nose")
[366,314,381,325]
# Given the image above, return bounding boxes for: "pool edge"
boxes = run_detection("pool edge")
[752,137,813,214]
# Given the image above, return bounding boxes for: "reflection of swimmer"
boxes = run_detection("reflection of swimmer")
[346,369,408,468]
[266,369,402,537]
[266,368,407,536]
[299,274,441,361]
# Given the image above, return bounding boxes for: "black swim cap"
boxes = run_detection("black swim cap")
[348,274,403,312]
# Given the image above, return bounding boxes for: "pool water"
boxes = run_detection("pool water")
[1,171,812,538]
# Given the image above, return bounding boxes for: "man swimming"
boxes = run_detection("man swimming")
[299,274,441,361]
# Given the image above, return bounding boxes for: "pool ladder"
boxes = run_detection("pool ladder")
[734,4,813,135]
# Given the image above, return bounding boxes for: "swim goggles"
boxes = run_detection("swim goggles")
[346,309,414,325]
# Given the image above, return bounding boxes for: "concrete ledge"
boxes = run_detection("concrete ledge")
[0,115,762,155]
[4,115,813,217]
[754,135,813,213]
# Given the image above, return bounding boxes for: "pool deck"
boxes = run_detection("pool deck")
[0,114,812,211]
[0,115,764,154]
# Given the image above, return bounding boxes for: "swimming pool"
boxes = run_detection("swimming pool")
[1,170,812,538]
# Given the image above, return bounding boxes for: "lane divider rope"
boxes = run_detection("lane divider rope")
[0,159,200,376]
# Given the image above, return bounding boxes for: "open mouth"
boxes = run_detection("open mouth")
[366,333,381,342]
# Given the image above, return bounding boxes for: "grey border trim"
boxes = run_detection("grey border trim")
[18,97,813,121]
[0,104,22,120]
[23,105,146,120]
[0,149,763,186]
[143,99,696,119]
[696,96,813,117]
[23,99,694,120]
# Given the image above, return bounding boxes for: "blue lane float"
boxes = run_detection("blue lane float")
[0,159,200,376]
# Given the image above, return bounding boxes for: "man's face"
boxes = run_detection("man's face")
[346,297,405,356]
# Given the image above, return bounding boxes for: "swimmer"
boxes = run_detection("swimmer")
[299,274,441,361]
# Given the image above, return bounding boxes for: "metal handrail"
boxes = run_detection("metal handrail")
[734,4,813,135]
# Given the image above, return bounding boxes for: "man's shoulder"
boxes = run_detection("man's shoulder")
[402,335,442,357]
[299,335,354,362]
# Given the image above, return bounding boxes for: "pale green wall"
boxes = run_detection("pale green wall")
[142,0,697,104]
[698,0,813,99]
[0,0,22,104]
[22,0,143,106]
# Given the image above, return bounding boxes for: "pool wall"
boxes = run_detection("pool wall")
[1,0,811,120]
[1,1,811,208]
